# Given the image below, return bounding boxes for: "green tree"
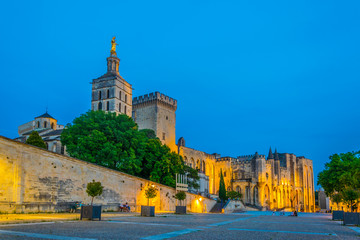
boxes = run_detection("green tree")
[26,131,47,149]
[227,190,242,200]
[61,111,145,175]
[331,193,342,210]
[86,180,104,205]
[219,170,227,202]
[184,165,200,189]
[342,188,360,212]
[317,151,360,196]
[145,185,157,206]
[61,110,196,189]
[175,191,187,206]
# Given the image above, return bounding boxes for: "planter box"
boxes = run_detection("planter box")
[343,212,360,225]
[175,206,186,214]
[80,205,102,221]
[332,210,344,221]
[141,206,155,217]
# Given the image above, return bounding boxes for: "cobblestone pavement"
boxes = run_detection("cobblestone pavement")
[0,211,359,239]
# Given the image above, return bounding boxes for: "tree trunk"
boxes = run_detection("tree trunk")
[91,197,94,206]
[147,198,149,206]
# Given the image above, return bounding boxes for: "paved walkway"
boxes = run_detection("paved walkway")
[0,211,359,239]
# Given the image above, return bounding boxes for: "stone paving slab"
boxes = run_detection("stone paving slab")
[0,212,358,239]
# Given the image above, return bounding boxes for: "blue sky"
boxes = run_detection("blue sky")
[1,1,359,186]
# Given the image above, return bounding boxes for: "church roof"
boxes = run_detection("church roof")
[41,129,63,137]
[35,112,55,119]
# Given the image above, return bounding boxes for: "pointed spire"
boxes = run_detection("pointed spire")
[267,147,274,160]
[274,148,279,160]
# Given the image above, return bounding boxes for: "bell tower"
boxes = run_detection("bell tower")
[91,37,132,117]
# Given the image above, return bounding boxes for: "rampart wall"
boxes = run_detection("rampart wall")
[0,136,215,213]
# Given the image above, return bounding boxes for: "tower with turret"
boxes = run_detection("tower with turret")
[91,37,132,117]
[132,92,177,152]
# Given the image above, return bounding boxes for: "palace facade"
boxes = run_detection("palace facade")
[17,39,315,212]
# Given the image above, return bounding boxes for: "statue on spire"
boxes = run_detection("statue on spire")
[110,37,118,56]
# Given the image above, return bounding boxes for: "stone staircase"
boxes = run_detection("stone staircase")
[209,203,223,213]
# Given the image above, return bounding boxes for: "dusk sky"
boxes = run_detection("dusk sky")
[1,1,359,187]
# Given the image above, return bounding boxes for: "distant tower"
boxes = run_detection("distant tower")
[91,37,132,117]
[132,92,177,152]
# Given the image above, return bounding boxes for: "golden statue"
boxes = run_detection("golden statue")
[110,37,118,55]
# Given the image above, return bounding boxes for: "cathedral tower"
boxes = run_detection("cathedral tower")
[132,92,177,152]
[91,37,132,117]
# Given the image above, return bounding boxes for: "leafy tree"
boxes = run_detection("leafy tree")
[145,185,157,206]
[86,180,104,205]
[61,111,145,175]
[342,188,360,212]
[61,111,192,188]
[227,190,242,200]
[331,193,342,210]
[184,165,200,190]
[317,151,360,196]
[219,170,227,202]
[175,191,186,206]
[26,131,47,149]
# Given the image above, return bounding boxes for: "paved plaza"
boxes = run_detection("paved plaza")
[0,212,359,239]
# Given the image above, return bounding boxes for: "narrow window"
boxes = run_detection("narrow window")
[51,123,54,129]
[99,91,102,100]
[162,132,165,140]
[124,105,127,114]
[37,121,40,128]
[98,102,102,110]
[44,121,47,128]
[119,103,121,112]
[106,101,110,111]
[107,89,110,98]
[119,91,122,100]
[125,94,127,103]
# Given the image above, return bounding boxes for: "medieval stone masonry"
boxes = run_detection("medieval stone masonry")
[11,39,315,212]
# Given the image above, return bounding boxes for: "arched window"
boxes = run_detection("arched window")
[107,89,110,98]
[37,121,40,128]
[124,105,127,114]
[236,186,241,193]
[106,101,110,111]
[191,158,195,168]
[98,102,102,110]
[44,121,47,128]
[125,94,127,103]
[119,91,122,100]
[202,160,206,172]
[99,91,102,100]
[51,123,54,129]
[119,103,121,112]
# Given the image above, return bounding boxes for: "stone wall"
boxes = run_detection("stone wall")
[0,136,215,213]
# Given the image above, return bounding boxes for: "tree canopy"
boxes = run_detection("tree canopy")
[317,151,360,212]
[219,170,227,201]
[317,151,360,196]
[61,111,196,188]
[26,131,47,149]
[86,180,104,205]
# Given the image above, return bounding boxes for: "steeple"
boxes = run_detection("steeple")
[274,148,280,160]
[267,147,274,160]
[107,36,120,75]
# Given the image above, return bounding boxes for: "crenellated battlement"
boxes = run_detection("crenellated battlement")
[237,154,265,160]
[133,91,177,110]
